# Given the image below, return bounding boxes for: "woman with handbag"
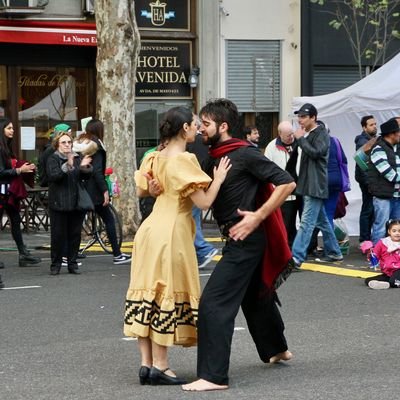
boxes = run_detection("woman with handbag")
[46,132,93,275]
[0,117,41,268]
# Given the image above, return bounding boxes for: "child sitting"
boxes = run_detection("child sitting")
[365,219,400,289]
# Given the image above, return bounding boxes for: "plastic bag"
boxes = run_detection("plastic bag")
[334,218,350,255]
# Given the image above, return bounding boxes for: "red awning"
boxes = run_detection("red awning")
[0,20,97,46]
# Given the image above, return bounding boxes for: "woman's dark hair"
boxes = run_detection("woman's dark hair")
[159,107,193,142]
[84,118,104,141]
[0,117,15,165]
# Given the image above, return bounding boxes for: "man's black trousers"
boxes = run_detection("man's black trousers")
[196,227,288,385]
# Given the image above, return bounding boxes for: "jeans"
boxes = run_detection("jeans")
[371,197,400,244]
[359,183,374,242]
[324,191,340,228]
[292,196,342,264]
[192,206,215,263]
[308,191,340,253]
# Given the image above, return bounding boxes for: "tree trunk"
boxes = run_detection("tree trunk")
[95,0,141,237]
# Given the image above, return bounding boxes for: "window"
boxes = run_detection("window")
[16,66,94,160]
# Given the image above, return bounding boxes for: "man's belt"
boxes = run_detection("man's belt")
[218,220,238,240]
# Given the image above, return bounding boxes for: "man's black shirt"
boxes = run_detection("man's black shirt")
[204,145,294,225]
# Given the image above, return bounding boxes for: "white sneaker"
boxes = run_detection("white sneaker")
[113,253,132,265]
[368,280,390,290]
[198,248,219,269]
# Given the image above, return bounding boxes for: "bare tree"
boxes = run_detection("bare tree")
[311,0,400,78]
[95,0,142,236]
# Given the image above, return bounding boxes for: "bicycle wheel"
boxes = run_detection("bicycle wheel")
[95,204,123,254]
[80,211,96,253]
[81,211,95,237]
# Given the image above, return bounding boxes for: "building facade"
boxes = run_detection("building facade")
[0,0,301,161]
[301,0,400,96]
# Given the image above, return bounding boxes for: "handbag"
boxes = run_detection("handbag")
[76,182,94,211]
[333,137,351,192]
[334,191,349,219]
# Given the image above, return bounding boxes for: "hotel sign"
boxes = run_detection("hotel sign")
[136,40,192,99]
[135,0,190,31]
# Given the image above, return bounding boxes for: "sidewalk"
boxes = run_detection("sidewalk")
[0,226,380,279]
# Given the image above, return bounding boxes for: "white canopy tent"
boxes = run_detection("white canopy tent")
[292,51,400,235]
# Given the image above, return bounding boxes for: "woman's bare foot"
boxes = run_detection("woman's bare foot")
[182,379,228,392]
[269,350,293,364]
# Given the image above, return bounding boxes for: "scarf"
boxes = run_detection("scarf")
[6,160,34,210]
[382,237,400,253]
[209,138,293,295]
[276,137,293,154]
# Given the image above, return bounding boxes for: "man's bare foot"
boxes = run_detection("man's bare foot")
[182,379,228,392]
[269,350,293,364]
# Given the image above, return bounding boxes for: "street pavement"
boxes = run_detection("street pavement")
[1,227,398,400]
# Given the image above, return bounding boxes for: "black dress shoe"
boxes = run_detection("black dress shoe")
[50,269,60,276]
[50,266,61,275]
[139,366,150,385]
[19,254,41,267]
[149,367,187,385]
[68,268,81,274]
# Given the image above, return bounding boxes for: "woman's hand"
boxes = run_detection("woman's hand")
[213,156,232,184]
[143,172,163,197]
[19,162,35,174]
[103,190,110,206]
[67,152,75,167]
[80,155,92,167]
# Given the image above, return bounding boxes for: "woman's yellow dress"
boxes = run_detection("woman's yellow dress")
[124,151,212,347]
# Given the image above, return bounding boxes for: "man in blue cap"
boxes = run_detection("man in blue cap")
[286,103,343,267]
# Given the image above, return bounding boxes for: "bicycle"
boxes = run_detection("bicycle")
[80,202,123,255]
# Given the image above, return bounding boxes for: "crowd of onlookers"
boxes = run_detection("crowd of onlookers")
[2,100,400,392]
[246,107,400,289]
[0,118,131,288]
[2,107,400,291]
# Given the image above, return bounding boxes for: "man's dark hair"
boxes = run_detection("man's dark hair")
[361,115,374,128]
[199,98,239,133]
[243,125,257,138]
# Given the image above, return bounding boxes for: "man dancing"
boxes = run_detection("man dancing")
[182,99,295,391]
